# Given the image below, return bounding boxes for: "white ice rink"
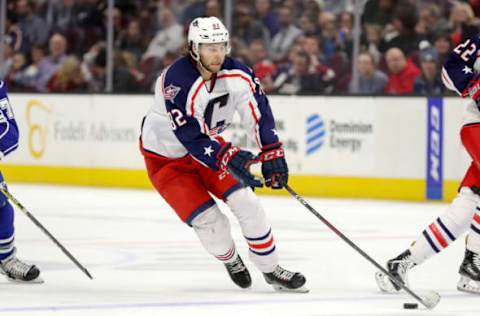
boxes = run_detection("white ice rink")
[1,184,479,316]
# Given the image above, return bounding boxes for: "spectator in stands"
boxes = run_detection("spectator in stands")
[275,50,334,95]
[48,0,78,34]
[270,5,303,62]
[255,0,279,37]
[11,45,45,90]
[116,18,147,62]
[15,0,49,54]
[35,33,68,92]
[303,0,322,23]
[362,0,398,26]
[299,14,320,37]
[322,0,354,14]
[448,1,479,45]
[232,3,270,47]
[137,3,157,40]
[434,32,453,71]
[0,14,22,80]
[319,12,338,62]
[384,47,421,95]
[205,0,222,19]
[383,3,421,56]
[47,56,86,92]
[248,40,276,93]
[73,0,106,55]
[363,23,385,62]
[413,47,444,95]
[85,47,142,92]
[415,3,449,41]
[348,52,388,94]
[142,8,184,62]
[3,53,26,90]
[181,0,207,26]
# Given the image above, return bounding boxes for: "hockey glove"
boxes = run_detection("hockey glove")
[219,143,263,188]
[259,143,288,189]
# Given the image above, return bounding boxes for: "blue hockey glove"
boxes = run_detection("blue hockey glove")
[259,143,288,189]
[219,143,263,188]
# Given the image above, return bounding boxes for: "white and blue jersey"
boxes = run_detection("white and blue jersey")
[442,36,480,95]
[141,56,280,170]
[442,36,480,125]
[0,81,19,159]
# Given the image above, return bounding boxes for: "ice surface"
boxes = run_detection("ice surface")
[1,184,478,316]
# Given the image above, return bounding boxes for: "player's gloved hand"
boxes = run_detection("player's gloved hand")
[259,143,288,189]
[219,143,263,188]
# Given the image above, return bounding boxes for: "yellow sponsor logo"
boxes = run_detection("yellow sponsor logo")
[26,100,51,159]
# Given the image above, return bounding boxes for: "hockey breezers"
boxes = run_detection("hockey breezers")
[0,187,93,280]
[283,183,440,310]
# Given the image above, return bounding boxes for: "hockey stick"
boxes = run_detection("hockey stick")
[0,187,93,280]
[283,183,440,310]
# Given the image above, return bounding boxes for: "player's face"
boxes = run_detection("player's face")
[199,43,227,73]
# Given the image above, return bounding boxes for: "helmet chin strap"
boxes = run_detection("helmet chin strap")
[192,51,216,78]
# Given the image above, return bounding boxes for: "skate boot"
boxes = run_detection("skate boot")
[263,265,309,293]
[224,255,251,288]
[457,249,480,294]
[375,249,416,293]
[0,250,43,283]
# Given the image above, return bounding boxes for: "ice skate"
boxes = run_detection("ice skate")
[457,249,480,294]
[263,265,309,293]
[224,255,251,288]
[375,249,415,293]
[0,250,43,283]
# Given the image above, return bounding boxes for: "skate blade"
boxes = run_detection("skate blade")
[375,271,398,293]
[4,275,44,284]
[457,276,480,295]
[271,284,310,293]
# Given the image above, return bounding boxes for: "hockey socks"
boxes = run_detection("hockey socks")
[0,201,15,260]
[409,187,479,265]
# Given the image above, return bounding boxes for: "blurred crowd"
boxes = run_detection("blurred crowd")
[1,0,480,95]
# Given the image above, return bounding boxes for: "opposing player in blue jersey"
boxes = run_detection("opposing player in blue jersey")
[0,81,41,283]
[375,38,480,294]
[140,17,307,292]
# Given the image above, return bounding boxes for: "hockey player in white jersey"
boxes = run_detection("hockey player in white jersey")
[140,17,307,292]
[375,36,480,294]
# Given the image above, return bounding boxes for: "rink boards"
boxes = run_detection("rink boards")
[1,94,471,202]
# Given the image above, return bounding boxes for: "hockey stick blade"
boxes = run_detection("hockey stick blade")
[283,183,440,310]
[419,290,441,310]
[0,187,93,280]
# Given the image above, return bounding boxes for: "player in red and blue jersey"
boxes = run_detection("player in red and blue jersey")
[375,37,480,294]
[0,81,41,283]
[140,17,307,292]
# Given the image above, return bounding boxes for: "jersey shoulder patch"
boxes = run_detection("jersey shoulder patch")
[163,57,200,106]
[163,84,181,101]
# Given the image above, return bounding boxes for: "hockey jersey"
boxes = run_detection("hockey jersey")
[141,56,279,170]
[442,36,480,95]
[0,81,19,159]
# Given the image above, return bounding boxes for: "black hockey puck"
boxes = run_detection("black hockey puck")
[403,303,419,309]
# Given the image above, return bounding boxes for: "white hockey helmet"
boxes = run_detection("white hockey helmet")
[188,17,231,61]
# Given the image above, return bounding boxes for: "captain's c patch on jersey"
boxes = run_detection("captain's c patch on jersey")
[164,84,181,101]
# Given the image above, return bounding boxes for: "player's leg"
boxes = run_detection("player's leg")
[0,177,41,283]
[376,175,480,293]
[190,204,251,288]
[142,152,250,288]
[225,188,307,292]
[456,123,480,293]
[200,164,307,292]
[459,188,480,293]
